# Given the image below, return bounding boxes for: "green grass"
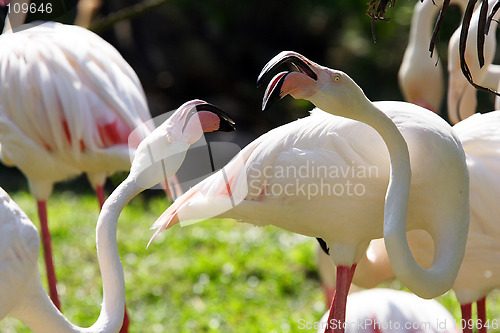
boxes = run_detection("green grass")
[0,190,499,332]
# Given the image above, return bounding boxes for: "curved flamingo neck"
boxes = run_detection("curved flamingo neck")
[357,102,465,299]
[14,177,141,332]
[91,178,138,331]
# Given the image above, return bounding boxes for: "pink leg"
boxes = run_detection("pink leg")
[96,185,105,210]
[170,174,183,198]
[37,200,61,310]
[163,180,174,201]
[325,264,356,333]
[119,306,130,333]
[461,303,472,333]
[477,297,487,333]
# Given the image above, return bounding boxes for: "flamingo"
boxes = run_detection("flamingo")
[0,99,235,332]
[324,111,500,333]
[147,51,470,333]
[0,15,161,312]
[398,0,468,113]
[316,289,460,333]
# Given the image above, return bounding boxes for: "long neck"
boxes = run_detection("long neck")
[354,103,412,241]
[354,100,466,299]
[91,177,140,331]
[409,0,468,54]
[13,177,142,333]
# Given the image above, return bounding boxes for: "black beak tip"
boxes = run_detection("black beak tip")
[261,100,270,112]
[195,103,236,132]
[218,118,236,132]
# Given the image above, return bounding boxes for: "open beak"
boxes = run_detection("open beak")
[257,51,319,111]
[184,102,236,133]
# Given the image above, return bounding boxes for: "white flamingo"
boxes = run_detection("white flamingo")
[317,289,460,333]
[0,99,235,332]
[326,111,500,333]
[148,52,469,333]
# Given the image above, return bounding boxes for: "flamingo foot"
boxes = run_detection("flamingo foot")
[324,264,356,333]
[461,303,472,333]
[37,200,61,310]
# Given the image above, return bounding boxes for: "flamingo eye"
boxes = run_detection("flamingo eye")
[333,75,341,83]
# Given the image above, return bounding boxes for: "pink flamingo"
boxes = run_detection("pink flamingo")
[0,20,156,314]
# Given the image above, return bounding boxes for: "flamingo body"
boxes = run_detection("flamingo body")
[0,21,152,199]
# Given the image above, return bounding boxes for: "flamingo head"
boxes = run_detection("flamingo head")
[258,51,369,121]
[130,99,235,190]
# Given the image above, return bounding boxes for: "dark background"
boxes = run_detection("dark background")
[0,0,494,195]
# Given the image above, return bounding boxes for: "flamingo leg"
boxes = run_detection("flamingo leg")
[163,179,174,201]
[461,303,473,333]
[119,306,130,333]
[477,297,487,333]
[324,264,356,333]
[170,174,183,198]
[37,200,61,310]
[96,185,105,210]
